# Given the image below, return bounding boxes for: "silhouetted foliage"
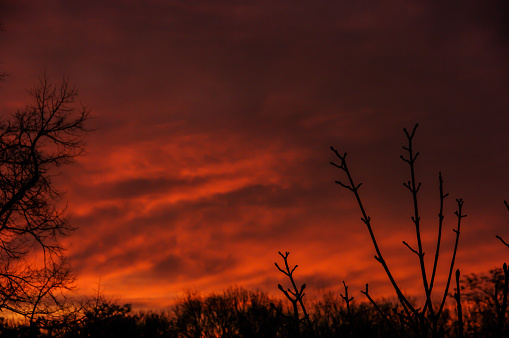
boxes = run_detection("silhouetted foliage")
[308,290,412,337]
[171,288,284,337]
[28,290,150,337]
[461,267,509,337]
[1,282,509,336]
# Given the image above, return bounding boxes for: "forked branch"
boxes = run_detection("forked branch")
[340,280,354,328]
[330,147,416,315]
[275,251,312,334]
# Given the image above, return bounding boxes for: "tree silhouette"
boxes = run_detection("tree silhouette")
[10,284,509,336]
[0,74,88,319]
[461,267,509,336]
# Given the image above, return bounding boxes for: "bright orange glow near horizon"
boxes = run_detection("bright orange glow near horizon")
[0,1,508,311]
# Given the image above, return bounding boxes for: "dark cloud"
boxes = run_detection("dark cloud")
[151,252,237,280]
[73,176,213,201]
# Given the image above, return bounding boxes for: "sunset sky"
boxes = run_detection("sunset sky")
[0,1,508,310]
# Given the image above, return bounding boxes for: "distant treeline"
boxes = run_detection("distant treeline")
[0,267,506,337]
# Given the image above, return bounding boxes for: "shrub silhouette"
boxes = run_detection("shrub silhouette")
[330,124,466,337]
[7,283,509,336]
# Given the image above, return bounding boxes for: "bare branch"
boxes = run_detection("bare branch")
[400,124,434,322]
[403,241,420,256]
[438,199,465,317]
[497,236,509,249]
[330,142,417,315]
[429,172,448,295]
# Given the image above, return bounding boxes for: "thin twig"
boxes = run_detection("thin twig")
[429,172,449,294]
[454,269,463,338]
[330,147,416,316]
[438,199,466,317]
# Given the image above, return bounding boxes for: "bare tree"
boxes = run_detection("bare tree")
[331,124,466,337]
[0,74,88,318]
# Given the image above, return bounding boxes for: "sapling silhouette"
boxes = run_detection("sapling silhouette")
[340,280,353,335]
[274,251,313,337]
[331,124,466,337]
